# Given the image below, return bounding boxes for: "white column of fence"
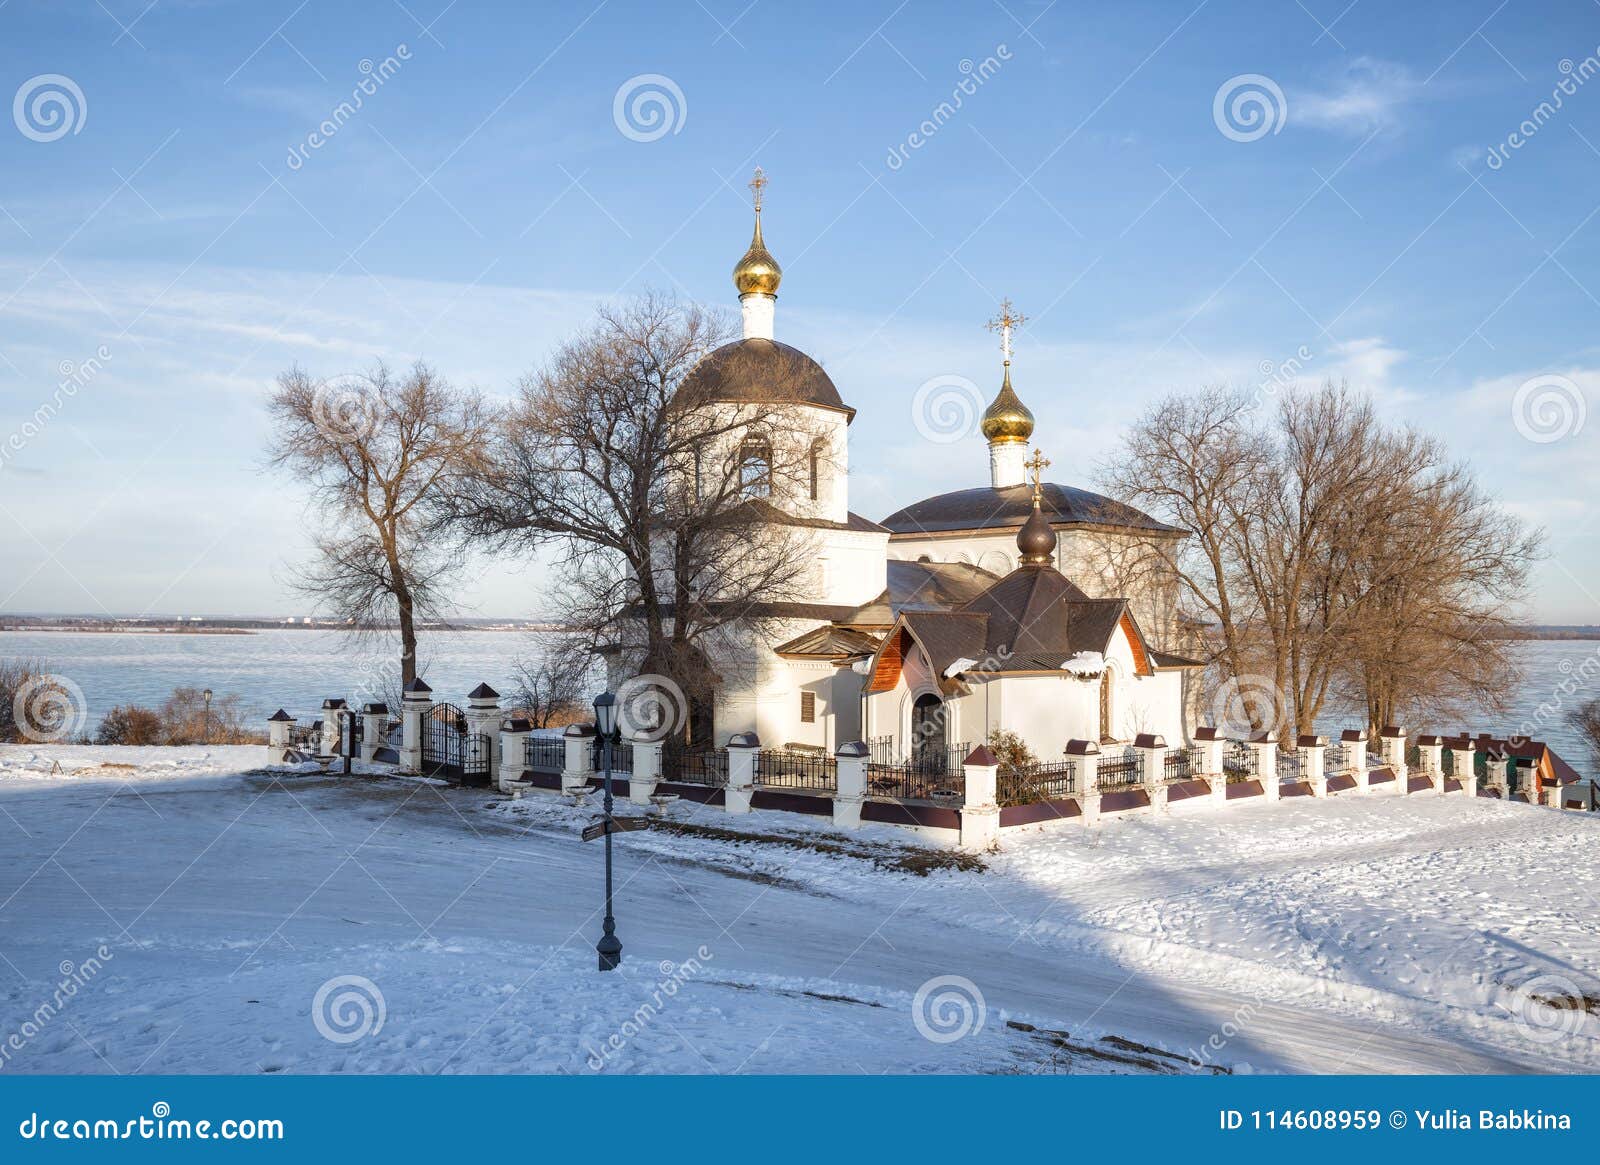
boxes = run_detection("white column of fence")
[1380,725,1408,792]
[267,709,293,763]
[834,741,867,831]
[960,745,1000,850]
[725,733,759,815]
[1249,732,1279,802]
[1299,734,1327,797]
[628,737,662,805]
[498,718,531,796]
[399,679,431,774]
[360,702,387,764]
[466,683,501,786]
[320,698,345,757]
[562,724,596,795]
[1068,739,1100,826]
[1193,727,1226,804]
[1135,733,1168,812]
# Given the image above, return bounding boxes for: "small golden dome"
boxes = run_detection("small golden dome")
[733,214,782,297]
[980,364,1034,444]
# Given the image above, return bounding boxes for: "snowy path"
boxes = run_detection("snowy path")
[1,746,1596,1074]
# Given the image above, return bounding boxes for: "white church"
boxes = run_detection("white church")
[633,171,1198,769]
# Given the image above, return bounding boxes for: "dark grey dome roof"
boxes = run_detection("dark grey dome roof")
[678,338,853,419]
[880,483,1182,536]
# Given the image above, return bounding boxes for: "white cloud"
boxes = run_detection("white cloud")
[1293,58,1431,138]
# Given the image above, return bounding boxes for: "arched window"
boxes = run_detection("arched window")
[808,437,825,501]
[739,436,772,499]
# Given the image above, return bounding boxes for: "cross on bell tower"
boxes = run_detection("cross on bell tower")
[749,166,768,213]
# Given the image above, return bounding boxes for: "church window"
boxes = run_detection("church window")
[800,691,816,723]
[808,438,825,501]
[739,436,772,498]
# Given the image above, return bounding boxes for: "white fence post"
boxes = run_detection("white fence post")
[1341,729,1369,794]
[960,745,1001,850]
[320,698,345,757]
[834,741,867,831]
[562,723,596,795]
[725,733,758,815]
[1380,725,1408,792]
[466,683,502,786]
[360,702,387,764]
[1067,739,1100,826]
[267,709,293,763]
[1194,727,1226,804]
[400,679,431,774]
[1135,733,1168,812]
[1447,737,1476,798]
[1418,734,1445,794]
[629,738,662,805]
[1249,732,1279,802]
[498,717,530,795]
[1299,734,1327,797]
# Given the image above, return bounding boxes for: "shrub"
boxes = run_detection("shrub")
[96,705,165,746]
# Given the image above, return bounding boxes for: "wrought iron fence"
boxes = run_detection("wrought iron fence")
[662,742,728,787]
[1162,747,1196,781]
[290,720,323,752]
[997,760,1078,807]
[524,736,565,772]
[864,736,969,802]
[1278,749,1301,782]
[1326,742,1348,772]
[1223,742,1258,779]
[1095,751,1141,789]
[754,749,837,792]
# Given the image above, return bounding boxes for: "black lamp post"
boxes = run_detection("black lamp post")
[593,691,623,972]
[202,688,213,744]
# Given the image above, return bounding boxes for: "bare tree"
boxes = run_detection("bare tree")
[508,632,593,729]
[267,361,491,686]
[1101,382,1542,739]
[446,293,827,744]
[1567,696,1600,775]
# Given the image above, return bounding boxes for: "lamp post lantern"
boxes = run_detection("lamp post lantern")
[202,688,213,744]
[593,691,623,972]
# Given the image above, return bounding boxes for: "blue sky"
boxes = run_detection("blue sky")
[2,0,1598,621]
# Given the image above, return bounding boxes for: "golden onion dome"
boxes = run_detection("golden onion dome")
[733,213,782,297]
[980,364,1034,444]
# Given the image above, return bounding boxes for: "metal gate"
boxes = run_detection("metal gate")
[421,702,493,786]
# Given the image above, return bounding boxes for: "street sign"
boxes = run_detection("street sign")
[580,816,650,842]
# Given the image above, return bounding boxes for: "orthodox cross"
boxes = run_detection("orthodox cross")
[985,298,1027,364]
[749,166,768,213]
[1025,448,1051,502]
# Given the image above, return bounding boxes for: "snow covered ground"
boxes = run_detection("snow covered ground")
[1,744,1596,1074]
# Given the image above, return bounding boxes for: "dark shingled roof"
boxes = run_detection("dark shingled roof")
[678,337,854,419]
[879,482,1182,537]
[888,567,1140,677]
[841,559,1002,626]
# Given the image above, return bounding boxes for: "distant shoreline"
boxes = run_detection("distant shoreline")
[0,622,563,634]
